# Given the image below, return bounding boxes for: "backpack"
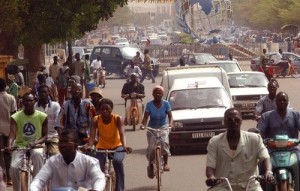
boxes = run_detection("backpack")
[57,68,69,88]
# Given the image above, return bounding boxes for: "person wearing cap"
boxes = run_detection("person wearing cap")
[7,74,18,101]
[140,85,173,178]
[89,87,103,115]
[121,73,145,125]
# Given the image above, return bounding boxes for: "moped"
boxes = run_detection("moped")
[264,135,300,191]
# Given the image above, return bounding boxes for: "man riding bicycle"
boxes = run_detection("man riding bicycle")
[30,129,105,191]
[121,73,145,126]
[7,92,48,191]
[206,108,273,190]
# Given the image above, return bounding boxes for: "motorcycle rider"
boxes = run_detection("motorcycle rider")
[121,73,145,125]
[255,79,279,120]
[257,92,300,139]
[206,108,273,190]
[91,55,102,86]
[124,60,142,82]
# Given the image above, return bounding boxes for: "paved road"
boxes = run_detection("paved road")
[7,71,300,191]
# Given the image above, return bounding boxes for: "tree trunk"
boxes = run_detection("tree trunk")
[0,32,18,58]
[23,44,44,87]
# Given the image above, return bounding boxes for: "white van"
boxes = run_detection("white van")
[161,65,231,99]
[167,77,233,152]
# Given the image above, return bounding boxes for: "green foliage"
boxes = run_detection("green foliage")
[0,0,128,46]
[232,0,299,30]
[179,33,193,44]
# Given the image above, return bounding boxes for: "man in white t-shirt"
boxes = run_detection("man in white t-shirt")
[34,84,60,156]
[91,56,102,83]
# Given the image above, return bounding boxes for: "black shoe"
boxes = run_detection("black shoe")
[147,165,154,179]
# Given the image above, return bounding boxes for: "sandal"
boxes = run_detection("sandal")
[163,164,170,171]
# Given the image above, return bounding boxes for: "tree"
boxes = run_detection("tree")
[0,0,128,85]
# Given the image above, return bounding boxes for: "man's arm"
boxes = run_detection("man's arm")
[121,84,129,98]
[30,160,53,191]
[88,158,106,190]
[257,112,269,139]
[7,118,17,149]
[206,137,217,180]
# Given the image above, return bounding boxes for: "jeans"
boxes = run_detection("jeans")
[95,146,126,191]
[140,69,155,83]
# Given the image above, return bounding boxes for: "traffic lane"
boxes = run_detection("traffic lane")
[114,77,300,190]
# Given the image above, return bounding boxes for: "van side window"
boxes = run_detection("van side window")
[111,48,121,58]
[102,48,111,56]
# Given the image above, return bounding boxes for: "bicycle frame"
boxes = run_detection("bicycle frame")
[146,127,169,191]
[95,149,120,191]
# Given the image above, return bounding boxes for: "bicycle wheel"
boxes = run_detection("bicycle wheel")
[155,147,162,191]
[132,110,136,131]
[20,171,30,191]
[104,171,116,191]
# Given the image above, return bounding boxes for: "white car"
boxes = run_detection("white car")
[115,38,129,46]
[158,32,168,41]
[227,71,268,116]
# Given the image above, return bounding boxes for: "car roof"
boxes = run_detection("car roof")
[93,45,134,48]
[227,71,265,75]
[171,77,223,90]
[208,60,237,64]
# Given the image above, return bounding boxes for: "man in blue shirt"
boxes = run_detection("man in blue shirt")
[257,92,300,139]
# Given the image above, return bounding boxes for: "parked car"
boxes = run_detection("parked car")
[115,38,129,46]
[170,53,217,67]
[250,52,300,72]
[90,45,159,77]
[207,60,242,73]
[227,71,268,116]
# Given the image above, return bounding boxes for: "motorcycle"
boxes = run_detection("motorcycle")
[264,135,300,191]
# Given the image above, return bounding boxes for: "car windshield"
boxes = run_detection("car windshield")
[209,62,241,73]
[168,88,231,110]
[195,54,217,63]
[228,73,268,88]
[120,47,144,58]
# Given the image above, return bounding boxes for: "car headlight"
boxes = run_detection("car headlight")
[232,96,236,101]
[174,122,183,128]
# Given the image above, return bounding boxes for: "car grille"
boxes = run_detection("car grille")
[236,95,260,101]
[185,121,222,127]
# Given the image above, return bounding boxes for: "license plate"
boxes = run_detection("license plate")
[192,132,215,139]
[242,103,256,107]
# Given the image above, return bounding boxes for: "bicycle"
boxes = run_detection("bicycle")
[124,92,144,131]
[3,145,44,191]
[206,175,265,191]
[145,127,170,191]
[93,148,131,191]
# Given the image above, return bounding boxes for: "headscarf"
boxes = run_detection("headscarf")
[152,85,164,93]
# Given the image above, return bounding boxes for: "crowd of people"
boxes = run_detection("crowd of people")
[0,47,163,191]
[2,43,300,191]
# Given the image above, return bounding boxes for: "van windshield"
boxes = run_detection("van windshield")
[168,88,231,110]
[120,47,144,58]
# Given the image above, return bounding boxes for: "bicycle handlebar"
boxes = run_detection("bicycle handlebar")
[206,177,232,190]
[1,145,44,152]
